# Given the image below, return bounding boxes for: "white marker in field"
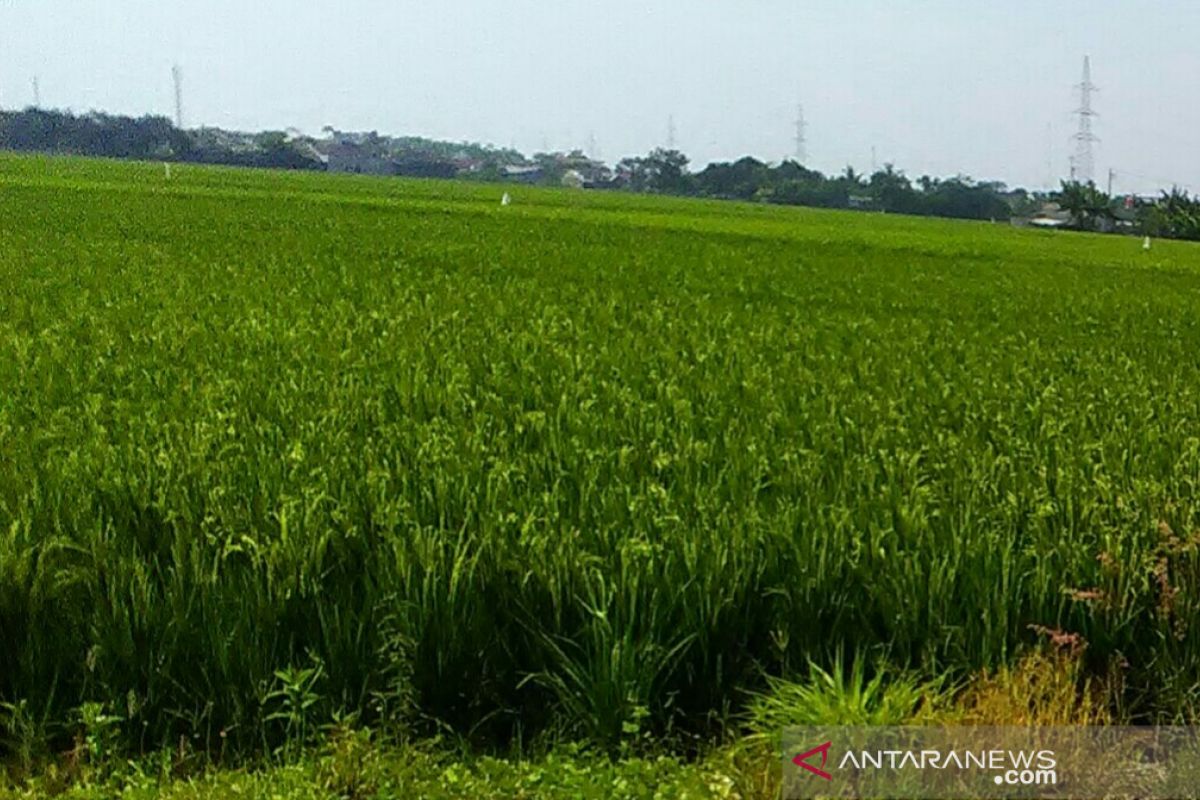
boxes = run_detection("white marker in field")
[1144,236,1152,251]
[501,192,511,206]
[164,163,172,180]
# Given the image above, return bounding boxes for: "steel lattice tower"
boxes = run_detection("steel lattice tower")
[794,104,807,163]
[172,65,183,129]
[1071,56,1099,184]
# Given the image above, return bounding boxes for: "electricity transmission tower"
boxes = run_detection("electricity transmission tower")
[794,104,807,163]
[1071,55,1099,184]
[1045,122,1054,188]
[172,65,183,129]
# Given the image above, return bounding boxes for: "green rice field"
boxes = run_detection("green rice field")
[3,153,1200,774]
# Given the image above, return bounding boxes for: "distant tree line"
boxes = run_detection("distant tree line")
[1054,180,1200,242]
[4,107,1199,239]
[0,109,188,161]
[1140,189,1200,240]
[616,148,1021,221]
[0,109,329,170]
[0,108,1033,223]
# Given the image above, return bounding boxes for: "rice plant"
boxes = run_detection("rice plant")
[2,152,1200,761]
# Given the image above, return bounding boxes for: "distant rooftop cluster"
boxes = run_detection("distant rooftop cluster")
[0,107,615,188]
[314,129,613,186]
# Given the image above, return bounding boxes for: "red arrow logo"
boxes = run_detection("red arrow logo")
[793,741,833,780]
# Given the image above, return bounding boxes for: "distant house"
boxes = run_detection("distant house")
[393,156,458,179]
[451,156,484,174]
[848,194,876,210]
[192,127,259,154]
[325,141,393,175]
[1111,198,1142,230]
[1020,202,1073,229]
[500,164,543,184]
[285,130,329,166]
[577,160,613,187]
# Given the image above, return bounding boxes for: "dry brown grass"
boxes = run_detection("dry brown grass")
[954,649,1117,726]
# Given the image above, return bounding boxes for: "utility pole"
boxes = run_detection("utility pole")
[794,104,807,163]
[1071,55,1099,184]
[666,114,677,149]
[172,65,183,129]
[871,146,877,172]
[1107,168,1115,196]
[31,76,40,108]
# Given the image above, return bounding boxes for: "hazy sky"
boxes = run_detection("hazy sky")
[1,0,1197,193]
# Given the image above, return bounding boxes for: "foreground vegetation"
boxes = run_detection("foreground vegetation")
[1,740,753,800]
[3,651,1109,798]
[4,154,1200,791]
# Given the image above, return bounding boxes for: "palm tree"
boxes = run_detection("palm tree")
[1159,189,1200,240]
[1057,181,1112,231]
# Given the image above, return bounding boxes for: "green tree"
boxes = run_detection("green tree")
[1056,181,1113,231]
[869,164,915,213]
[643,148,691,194]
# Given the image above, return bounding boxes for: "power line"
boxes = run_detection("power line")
[1109,168,1194,195]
